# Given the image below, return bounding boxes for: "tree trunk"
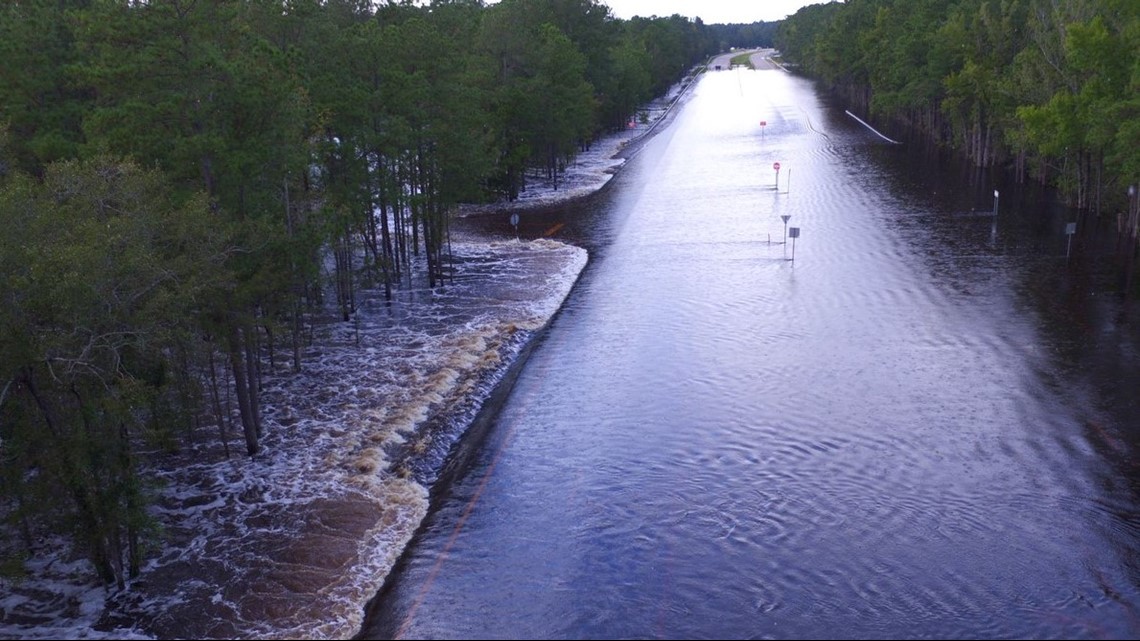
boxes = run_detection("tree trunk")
[207,348,232,459]
[244,325,261,439]
[227,326,259,457]
[375,157,395,300]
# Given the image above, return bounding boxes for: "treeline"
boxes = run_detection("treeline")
[0,0,718,589]
[707,21,779,50]
[777,0,1140,218]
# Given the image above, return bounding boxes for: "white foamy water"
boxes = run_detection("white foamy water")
[0,236,585,640]
[0,71,702,639]
[458,78,691,216]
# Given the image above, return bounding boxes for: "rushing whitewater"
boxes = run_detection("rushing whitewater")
[0,71,696,639]
[0,235,585,640]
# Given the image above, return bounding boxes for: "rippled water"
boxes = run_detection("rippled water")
[361,66,1140,638]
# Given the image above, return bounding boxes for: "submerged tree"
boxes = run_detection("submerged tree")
[776,0,1140,215]
[0,157,223,588]
[76,0,315,456]
[0,0,723,588]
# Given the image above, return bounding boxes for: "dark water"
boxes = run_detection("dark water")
[359,67,1140,639]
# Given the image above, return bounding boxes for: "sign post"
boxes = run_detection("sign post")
[510,212,519,241]
[773,161,781,189]
[789,227,801,262]
[780,214,791,244]
[760,120,766,143]
[1065,222,1077,260]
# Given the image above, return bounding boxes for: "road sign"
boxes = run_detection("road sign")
[781,215,791,224]
[1065,222,1077,235]
[773,162,781,171]
[760,120,767,127]
[788,227,800,238]
[509,213,519,227]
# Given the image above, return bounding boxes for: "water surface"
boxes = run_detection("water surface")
[362,64,1140,639]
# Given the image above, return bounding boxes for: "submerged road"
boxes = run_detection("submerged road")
[359,58,1140,639]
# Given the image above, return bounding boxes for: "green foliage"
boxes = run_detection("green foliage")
[777,0,1140,211]
[0,0,92,175]
[0,0,722,588]
[482,6,597,192]
[0,156,220,587]
[707,22,780,50]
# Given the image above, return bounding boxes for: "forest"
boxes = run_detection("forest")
[776,0,1140,223]
[0,0,728,590]
[10,0,1133,599]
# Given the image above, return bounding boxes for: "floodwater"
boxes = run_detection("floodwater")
[359,65,1140,639]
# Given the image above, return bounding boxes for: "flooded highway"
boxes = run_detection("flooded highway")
[359,62,1140,639]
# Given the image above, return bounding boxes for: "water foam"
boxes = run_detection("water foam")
[0,236,587,640]
[0,68,694,640]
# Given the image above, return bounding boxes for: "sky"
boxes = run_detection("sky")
[599,0,825,24]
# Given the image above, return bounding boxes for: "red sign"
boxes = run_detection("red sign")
[773,162,781,171]
[760,120,767,127]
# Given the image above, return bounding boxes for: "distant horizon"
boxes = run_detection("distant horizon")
[600,0,824,24]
